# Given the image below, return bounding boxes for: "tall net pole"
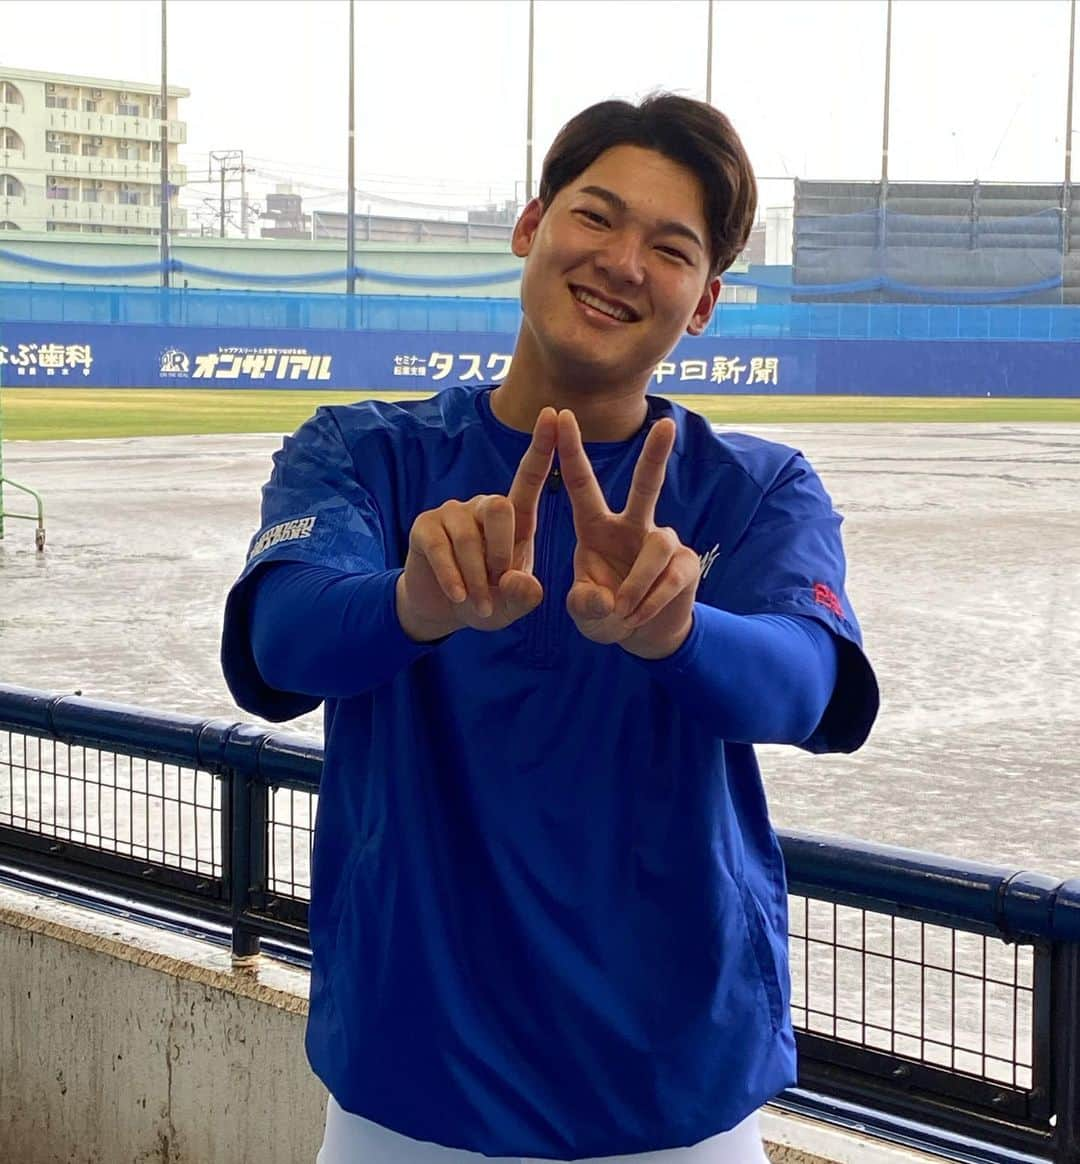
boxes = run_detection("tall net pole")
[1064,0,1076,257]
[346,0,356,296]
[705,0,713,106]
[525,0,535,201]
[160,0,170,287]
[878,0,893,251]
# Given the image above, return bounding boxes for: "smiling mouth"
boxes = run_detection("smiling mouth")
[570,286,640,323]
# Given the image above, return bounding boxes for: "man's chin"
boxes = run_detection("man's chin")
[546,337,659,387]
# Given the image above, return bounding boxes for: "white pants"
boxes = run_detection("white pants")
[317,1096,770,1163]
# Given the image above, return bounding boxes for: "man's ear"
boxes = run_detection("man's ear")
[512,198,545,258]
[687,276,722,336]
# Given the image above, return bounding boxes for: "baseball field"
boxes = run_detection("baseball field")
[5,388,1080,440]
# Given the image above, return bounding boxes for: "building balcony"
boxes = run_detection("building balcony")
[0,193,28,218]
[45,198,188,231]
[45,153,187,187]
[0,103,29,132]
[45,108,186,145]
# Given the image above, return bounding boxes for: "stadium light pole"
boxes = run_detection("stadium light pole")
[159,0,169,287]
[705,0,714,105]
[346,0,357,295]
[525,0,535,201]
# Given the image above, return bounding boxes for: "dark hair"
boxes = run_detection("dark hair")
[538,93,757,276]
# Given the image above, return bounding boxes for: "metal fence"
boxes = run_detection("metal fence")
[6,280,1080,341]
[1,683,1078,1163]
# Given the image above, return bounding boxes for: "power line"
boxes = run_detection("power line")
[234,154,521,193]
[248,168,517,202]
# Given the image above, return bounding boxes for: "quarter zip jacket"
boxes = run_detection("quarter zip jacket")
[221,385,878,1160]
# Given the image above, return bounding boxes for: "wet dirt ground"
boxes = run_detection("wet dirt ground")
[2,422,1078,879]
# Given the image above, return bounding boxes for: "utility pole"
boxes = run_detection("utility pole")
[207,150,245,239]
[159,0,169,285]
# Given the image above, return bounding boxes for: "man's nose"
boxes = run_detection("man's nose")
[594,230,646,285]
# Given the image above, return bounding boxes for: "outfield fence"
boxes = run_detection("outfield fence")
[7,281,1080,340]
[1,683,1079,1162]
[5,281,1080,395]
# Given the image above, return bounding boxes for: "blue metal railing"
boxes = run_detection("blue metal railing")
[1,682,1078,1163]
[5,281,1080,341]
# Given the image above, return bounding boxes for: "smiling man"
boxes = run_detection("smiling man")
[222,94,879,1164]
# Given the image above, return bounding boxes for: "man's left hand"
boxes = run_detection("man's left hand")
[557,410,701,660]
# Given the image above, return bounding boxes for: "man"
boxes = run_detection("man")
[222,94,878,1163]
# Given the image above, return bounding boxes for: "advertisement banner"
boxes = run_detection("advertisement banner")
[0,322,812,393]
[0,320,1077,396]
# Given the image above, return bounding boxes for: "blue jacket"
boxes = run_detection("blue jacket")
[222,385,878,1159]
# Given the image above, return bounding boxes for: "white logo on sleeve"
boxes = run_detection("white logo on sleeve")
[248,515,318,561]
[699,543,721,581]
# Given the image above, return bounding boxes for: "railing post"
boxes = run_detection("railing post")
[226,763,268,965]
[1051,940,1080,1162]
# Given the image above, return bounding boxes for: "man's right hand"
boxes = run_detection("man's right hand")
[396,407,558,642]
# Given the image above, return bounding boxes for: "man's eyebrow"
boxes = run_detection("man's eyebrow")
[577,184,705,252]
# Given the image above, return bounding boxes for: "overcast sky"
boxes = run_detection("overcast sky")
[1,0,1077,223]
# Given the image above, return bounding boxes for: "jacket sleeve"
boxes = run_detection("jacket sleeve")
[643,452,879,753]
[639,608,841,746]
[219,407,433,722]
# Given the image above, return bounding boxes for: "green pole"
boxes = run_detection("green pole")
[0,364,46,550]
[1,362,5,541]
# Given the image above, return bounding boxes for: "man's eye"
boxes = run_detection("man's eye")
[658,246,691,263]
[576,209,609,226]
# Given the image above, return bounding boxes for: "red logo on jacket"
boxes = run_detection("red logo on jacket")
[813,582,844,618]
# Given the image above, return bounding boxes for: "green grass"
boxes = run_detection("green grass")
[2,388,1079,441]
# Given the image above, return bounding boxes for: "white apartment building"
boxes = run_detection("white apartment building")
[0,66,188,236]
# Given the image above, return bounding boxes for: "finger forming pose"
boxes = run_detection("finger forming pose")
[222,94,879,1164]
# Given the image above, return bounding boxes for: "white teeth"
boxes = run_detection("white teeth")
[573,288,633,322]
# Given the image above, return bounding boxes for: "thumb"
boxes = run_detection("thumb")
[567,581,614,623]
[499,570,543,616]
